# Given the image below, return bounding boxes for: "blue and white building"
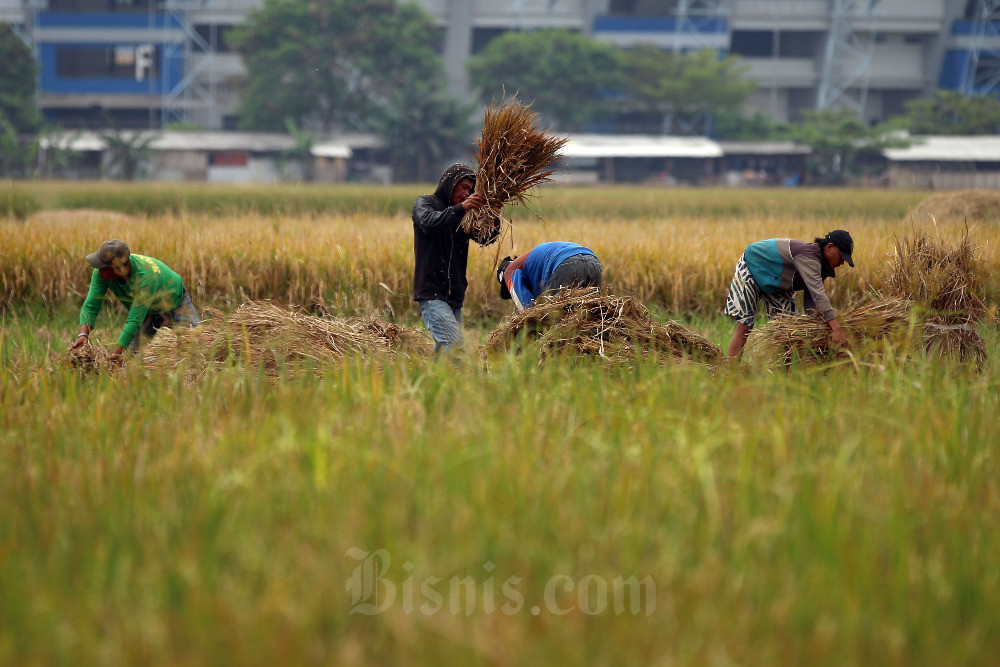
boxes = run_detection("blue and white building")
[1,0,998,130]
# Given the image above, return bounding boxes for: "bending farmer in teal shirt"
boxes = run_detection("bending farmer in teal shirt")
[68,239,200,358]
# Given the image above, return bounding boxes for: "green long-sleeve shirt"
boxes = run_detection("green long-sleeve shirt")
[79,254,185,349]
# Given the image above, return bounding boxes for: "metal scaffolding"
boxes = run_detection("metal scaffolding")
[816,0,881,115]
[159,0,218,128]
[963,0,1000,96]
[671,0,731,53]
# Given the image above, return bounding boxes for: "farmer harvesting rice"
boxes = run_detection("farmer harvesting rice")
[68,239,200,358]
[496,241,602,311]
[413,163,500,352]
[724,230,855,361]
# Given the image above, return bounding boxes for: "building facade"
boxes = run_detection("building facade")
[1,0,998,130]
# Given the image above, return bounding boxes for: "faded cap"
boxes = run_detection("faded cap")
[86,239,130,269]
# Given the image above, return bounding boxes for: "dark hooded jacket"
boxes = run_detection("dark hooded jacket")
[412,163,500,307]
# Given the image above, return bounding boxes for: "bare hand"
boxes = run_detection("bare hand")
[68,335,90,352]
[830,326,849,348]
[461,192,487,211]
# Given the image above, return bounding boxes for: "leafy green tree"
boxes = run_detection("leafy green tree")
[0,24,41,135]
[622,47,755,135]
[101,128,157,180]
[894,90,1000,135]
[279,117,314,182]
[231,0,442,133]
[791,109,908,184]
[713,109,789,141]
[367,84,475,183]
[0,118,39,178]
[467,29,624,131]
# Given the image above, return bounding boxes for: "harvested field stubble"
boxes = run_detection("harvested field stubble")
[483,289,723,366]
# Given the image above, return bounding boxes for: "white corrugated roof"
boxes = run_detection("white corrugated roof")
[39,130,370,156]
[883,135,1000,162]
[718,141,810,156]
[560,134,723,158]
[311,142,353,159]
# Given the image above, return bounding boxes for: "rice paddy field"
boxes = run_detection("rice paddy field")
[2,181,1000,665]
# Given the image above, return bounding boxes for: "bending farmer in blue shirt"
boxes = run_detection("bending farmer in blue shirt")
[496,241,602,311]
[723,230,855,361]
[68,239,200,359]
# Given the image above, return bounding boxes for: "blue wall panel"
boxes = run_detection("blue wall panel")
[37,11,181,29]
[39,42,183,96]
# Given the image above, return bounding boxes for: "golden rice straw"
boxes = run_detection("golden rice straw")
[483,289,722,365]
[747,295,912,364]
[461,97,567,240]
[142,301,430,380]
[885,228,985,321]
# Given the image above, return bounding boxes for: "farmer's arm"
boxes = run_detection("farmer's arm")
[70,270,108,350]
[114,295,151,355]
[508,269,535,311]
[794,255,847,346]
[412,195,464,234]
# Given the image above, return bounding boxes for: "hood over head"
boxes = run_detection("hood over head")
[431,163,476,207]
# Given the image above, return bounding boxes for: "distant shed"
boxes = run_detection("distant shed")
[884,136,1000,189]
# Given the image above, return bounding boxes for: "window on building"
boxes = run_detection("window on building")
[609,0,676,16]
[48,0,153,10]
[194,24,235,53]
[55,45,158,80]
[777,32,822,58]
[210,151,249,167]
[731,31,774,57]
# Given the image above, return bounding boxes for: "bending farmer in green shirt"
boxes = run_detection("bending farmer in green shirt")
[68,239,200,358]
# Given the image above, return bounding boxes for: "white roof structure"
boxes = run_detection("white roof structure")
[883,136,1000,162]
[560,134,723,159]
[38,130,362,158]
[717,141,810,156]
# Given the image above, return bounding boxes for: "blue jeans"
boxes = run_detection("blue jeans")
[130,290,201,352]
[417,300,464,353]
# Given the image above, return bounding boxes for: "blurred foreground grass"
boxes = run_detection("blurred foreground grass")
[1,306,999,665]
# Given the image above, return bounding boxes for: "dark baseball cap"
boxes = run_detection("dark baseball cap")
[497,256,513,300]
[826,230,854,267]
[86,239,130,269]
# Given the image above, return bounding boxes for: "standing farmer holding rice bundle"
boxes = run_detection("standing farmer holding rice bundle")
[413,163,500,353]
[68,239,200,359]
[724,230,855,361]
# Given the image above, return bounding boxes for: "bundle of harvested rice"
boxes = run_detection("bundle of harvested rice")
[461,97,567,239]
[910,189,1000,225]
[883,229,988,364]
[923,315,987,365]
[747,295,911,363]
[482,289,722,365]
[66,341,121,374]
[142,301,429,378]
[885,229,985,321]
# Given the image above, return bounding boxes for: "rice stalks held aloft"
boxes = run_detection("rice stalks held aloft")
[461,97,567,238]
[482,289,722,365]
[142,300,430,379]
[748,295,911,364]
